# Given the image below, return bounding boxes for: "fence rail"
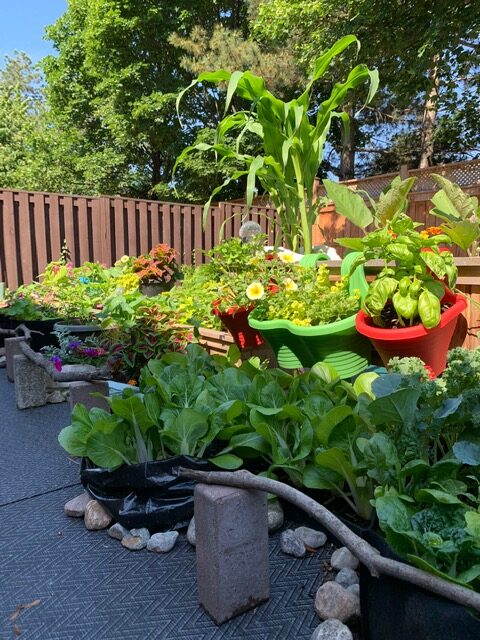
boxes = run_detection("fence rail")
[0,192,278,288]
[1,159,480,288]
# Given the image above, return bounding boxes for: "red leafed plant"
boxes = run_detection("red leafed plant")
[131,244,180,286]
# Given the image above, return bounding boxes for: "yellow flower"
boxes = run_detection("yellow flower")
[246,282,265,300]
[284,278,298,292]
[279,252,295,264]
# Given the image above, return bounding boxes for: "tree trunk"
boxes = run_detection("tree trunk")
[339,107,356,180]
[419,56,440,169]
[151,150,161,188]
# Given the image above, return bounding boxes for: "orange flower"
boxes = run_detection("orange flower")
[387,229,397,239]
[424,226,442,236]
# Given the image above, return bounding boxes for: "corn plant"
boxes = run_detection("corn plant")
[175,35,378,255]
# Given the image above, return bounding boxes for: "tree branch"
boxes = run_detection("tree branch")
[177,468,480,613]
[18,340,111,382]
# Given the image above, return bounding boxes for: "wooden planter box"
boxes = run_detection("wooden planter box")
[197,327,277,365]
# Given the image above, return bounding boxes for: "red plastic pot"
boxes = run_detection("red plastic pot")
[355,291,467,376]
[212,306,264,349]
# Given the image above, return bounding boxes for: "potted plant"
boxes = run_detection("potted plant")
[248,251,371,378]
[324,176,476,375]
[131,243,181,296]
[174,35,378,255]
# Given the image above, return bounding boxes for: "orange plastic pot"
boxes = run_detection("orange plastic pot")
[355,291,467,376]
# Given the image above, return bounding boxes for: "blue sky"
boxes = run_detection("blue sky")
[0,0,67,65]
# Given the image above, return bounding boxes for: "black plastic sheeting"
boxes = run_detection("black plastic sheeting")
[359,529,480,640]
[81,456,210,532]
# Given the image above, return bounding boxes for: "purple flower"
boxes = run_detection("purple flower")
[68,341,82,350]
[50,355,63,372]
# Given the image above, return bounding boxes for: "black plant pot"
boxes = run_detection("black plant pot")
[80,456,210,532]
[23,318,61,351]
[0,315,15,348]
[53,320,104,341]
[280,499,480,640]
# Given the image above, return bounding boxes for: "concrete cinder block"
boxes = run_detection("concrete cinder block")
[14,354,48,409]
[69,381,110,412]
[5,337,26,382]
[195,483,270,625]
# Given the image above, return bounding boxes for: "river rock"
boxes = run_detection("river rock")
[187,517,196,546]
[311,618,353,640]
[314,582,360,623]
[84,500,112,530]
[294,526,327,549]
[122,528,150,551]
[64,492,91,518]
[335,568,359,589]
[347,584,360,596]
[108,523,130,541]
[267,499,284,533]
[147,531,179,553]
[280,529,306,558]
[330,547,359,571]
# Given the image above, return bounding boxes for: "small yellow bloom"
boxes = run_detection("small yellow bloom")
[246,282,265,300]
[284,278,298,292]
[127,379,138,386]
[279,252,296,264]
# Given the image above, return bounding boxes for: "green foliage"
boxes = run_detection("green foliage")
[326,176,479,328]
[176,35,378,253]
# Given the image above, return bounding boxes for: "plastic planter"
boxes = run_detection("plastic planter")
[248,252,371,378]
[355,291,467,376]
[213,306,264,350]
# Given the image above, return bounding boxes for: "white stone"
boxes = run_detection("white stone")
[64,492,91,518]
[84,500,112,530]
[311,618,353,640]
[314,582,360,623]
[335,568,359,589]
[122,527,150,551]
[187,517,196,546]
[267,499,284,533]
[294,526,327,548]
[147,531,179,553]
[330,547,359,571]
[280,529,306,558]
[108,523,130,541]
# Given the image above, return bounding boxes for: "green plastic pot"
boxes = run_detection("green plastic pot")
[248,252,371,378]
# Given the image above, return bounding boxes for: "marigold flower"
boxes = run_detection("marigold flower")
[424,226,442,236]
[246,282,265,300]
[279,252,295,264]
[127,379,138,386]
[284,278,298,292]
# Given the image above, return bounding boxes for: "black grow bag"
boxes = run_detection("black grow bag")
[81,456,209,532]
[280,500,480,640]
[358,529,480,640]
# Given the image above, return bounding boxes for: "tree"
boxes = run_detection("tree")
[252,0,480,176]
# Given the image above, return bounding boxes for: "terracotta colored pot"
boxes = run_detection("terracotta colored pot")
[355,291,467,376]
[213,306,264,349]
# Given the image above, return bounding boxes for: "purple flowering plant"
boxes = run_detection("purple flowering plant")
[42,330,111,372]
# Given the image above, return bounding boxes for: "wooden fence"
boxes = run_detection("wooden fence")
[0,192,277,289]
[1,158,479,288]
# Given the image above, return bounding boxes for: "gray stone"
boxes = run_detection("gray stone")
[311,619,353,640]
[108,522,130,541]
[14,355,48,409]
[69,380,110,412]
[267,499,284,533]
[5,337,26,382]
[294,526,327,549]
[335,568,359,589]
[47,389,66,404]
[84,500,113,530]
[347,584,360,596]
[280,529,306,558]
[121,527,150,551]
[314,582,360,623]
[64,492,91,518]
[147,531,179,553]
[195,483,270,625]
[187,517,196,546]
[330,547,359,571]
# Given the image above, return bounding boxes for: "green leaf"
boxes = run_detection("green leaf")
[431,174,478,221]
[303,463,342,489]
[314,406,353,447]
[163,408,209,456]
[311,362,340,384]
[420,251,446,280]
[440,220,480,253]
[58,424,89,457]
[415,488,464,505]
[453,440,480,466]
[86,429,130,468]
[418,289,441,329]
[368,386,420,426]
[315,447,356,485]
[335,237,365,251]
[210,454,243,470]
[353,372,378,399]
[376,176,416,226]
[324,179,373,228]
[465,511,480,540]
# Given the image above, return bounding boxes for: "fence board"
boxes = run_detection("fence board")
[2,191,18,288]
[18,192,34,284]
[48,194,62,263]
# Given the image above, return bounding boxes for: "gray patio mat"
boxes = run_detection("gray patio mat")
[0,369,334,639]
